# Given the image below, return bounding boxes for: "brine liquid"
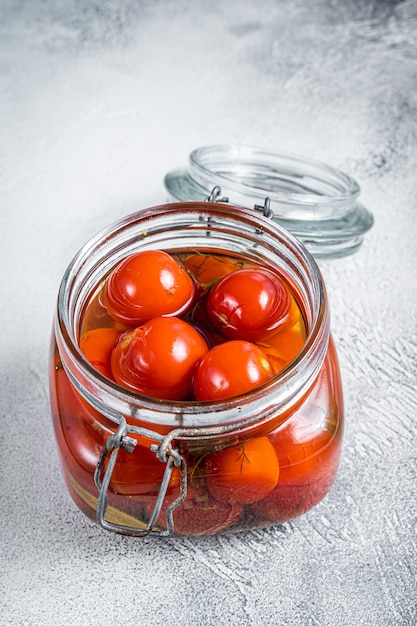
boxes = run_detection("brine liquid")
[50,249,343,536]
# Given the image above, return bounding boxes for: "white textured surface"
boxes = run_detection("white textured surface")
[1,1,417,624]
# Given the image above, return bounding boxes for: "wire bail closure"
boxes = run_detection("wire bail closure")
[94,415,187,537]
[205,185,229,203]
[205,186,273,219]
[254,197,274,219]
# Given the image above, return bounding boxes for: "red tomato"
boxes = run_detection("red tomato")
[251,480,336,524]
[257,324,306,376]
[205,436,279,505]
[51,358,110,473]
[109,434,181,496]
[269,411,340,485]
[141,483,243,536]
[184,252,243,291]
[111,317,209,400]
[206,268,290,341]
[193,340,274,401]
[103,250,196,326]
[251,410,342,523]
[79,327,122,379]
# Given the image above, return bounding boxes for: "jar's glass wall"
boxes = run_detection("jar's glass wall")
[50,202,344,536]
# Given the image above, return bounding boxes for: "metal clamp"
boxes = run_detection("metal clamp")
[206,186,273,219]
[205,185,229,203]
[94,415,187,537]
[254,197,274,219]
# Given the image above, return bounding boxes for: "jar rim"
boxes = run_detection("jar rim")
[191,145,360,207]
[164,144,374,259]
[55,201,330,432]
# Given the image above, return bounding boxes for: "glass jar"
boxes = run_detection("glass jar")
[50,198,344,537]
[164,144,374,259]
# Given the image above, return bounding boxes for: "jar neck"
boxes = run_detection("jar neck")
[55,202,330,432]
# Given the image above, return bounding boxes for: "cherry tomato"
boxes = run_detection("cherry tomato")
[205,268,290,342]
[141,483,243,536]
[79,327,122,379]
[51,355,110,473]
[193,340,274,401]
[111,317,209,400]
[205,436,279,505]
[258,324,306,376]
[251,410,342,522]
[103,250,196,326]
[285,292,304,330]
[184,252,243,291]
[109,434,181,496]
[269,410,340,485]
[251,480,335,524]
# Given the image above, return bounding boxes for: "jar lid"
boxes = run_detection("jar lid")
[164,145,374,259]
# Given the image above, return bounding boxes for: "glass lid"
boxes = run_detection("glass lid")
[164,144,374,259]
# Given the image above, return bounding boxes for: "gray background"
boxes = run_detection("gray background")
[1,1,416,624]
